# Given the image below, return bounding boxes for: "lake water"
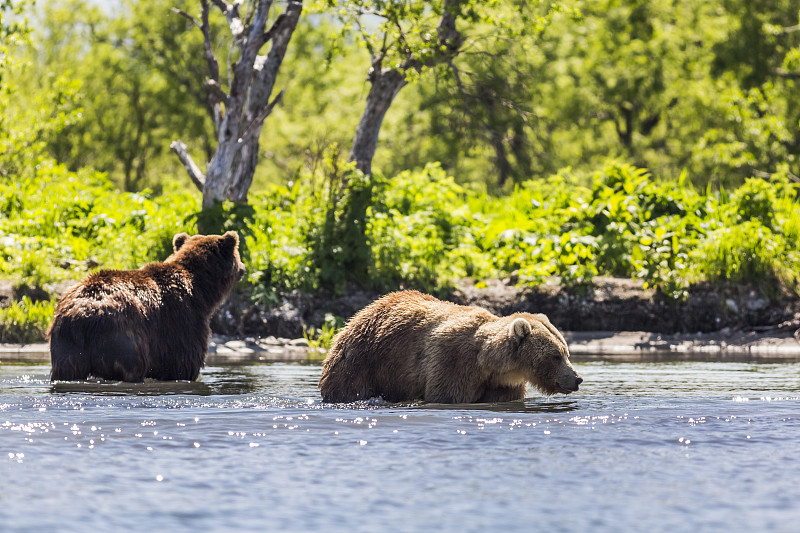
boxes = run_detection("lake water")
[2,358,799,532]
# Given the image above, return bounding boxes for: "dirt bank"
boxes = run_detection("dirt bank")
[212,276,800,340]
[4,276,799,356]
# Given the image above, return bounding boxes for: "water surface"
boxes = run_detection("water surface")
[2,360,799,532]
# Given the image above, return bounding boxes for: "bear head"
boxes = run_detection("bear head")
[509,314,582,395]
[169,231,246,288]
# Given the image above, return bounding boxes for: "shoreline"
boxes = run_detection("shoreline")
[3,329,800,365]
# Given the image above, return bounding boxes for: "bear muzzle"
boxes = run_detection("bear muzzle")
[558,375,583,394]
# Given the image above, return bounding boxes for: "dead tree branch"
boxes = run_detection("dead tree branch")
[170,140,206,191]
[204,79,229,105]
[238,89,284,143]
[198,0,224,133]
[170,7,201,28]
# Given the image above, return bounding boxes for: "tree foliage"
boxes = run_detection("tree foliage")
[14,0,800,191]
[385,0,800,188]
[16,0,214,191]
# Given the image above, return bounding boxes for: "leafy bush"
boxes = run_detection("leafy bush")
[245,183,314,303]
[369,163,488,293]
[731,178,777,228]
[307,155,373,293]
[0,297,55,344]
[474,163,800,298]
[0,162,197,290]
[303,312,345,353]
[691,221,792,285]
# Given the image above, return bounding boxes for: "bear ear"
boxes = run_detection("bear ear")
[173,233,190,252]
[220,231,239,255]
[534,313,550,323]
[511,317,532,339]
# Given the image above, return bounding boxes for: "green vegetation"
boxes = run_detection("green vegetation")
[0,297,55,344]
[3,160,799,298]
[303,313,345,356]
[2,159,800,342]
[12,0,798,192]
[1,0,800,342]
[0,167,195,287]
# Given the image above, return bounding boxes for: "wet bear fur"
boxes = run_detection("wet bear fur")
[319,290,583,403]
[49,232,245,382]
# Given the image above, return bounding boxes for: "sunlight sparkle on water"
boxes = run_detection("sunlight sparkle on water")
[2,360,800,532]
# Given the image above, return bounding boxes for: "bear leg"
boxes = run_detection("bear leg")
[50,334,91,381]
[477,384,527,403]
[90,330,146,382]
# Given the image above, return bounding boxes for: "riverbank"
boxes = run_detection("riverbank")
[3,275,800,364]
[4,328,800,365]
[209,276,800,339]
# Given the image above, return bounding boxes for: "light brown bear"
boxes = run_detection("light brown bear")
[319,290,582,403]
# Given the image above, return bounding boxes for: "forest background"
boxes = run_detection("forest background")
[1,0,799,343]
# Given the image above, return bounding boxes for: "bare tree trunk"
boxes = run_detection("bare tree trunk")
[228,2,301,202]
[615,103,634,150]
[348,68,406,175]
[347,0,462,175]
[170,0,303,209]
[490,128,512,188]
[318,1,462,289]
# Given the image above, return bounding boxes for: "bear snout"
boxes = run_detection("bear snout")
[558,374,583,393]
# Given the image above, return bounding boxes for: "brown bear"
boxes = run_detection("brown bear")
[49,231,245,382]
[319,290,582,403]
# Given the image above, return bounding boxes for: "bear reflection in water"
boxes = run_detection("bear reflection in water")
[49,232,245,382]
[319,290,582,403]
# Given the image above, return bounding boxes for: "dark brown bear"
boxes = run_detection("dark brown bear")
[319,290,582,403]
[49,232,245,382]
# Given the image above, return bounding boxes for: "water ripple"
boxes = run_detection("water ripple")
[3,361,800,532]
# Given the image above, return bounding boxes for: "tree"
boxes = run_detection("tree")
[711,0,799,88]
[170,0,302,209]
[306,0,467,289]
[407,21,550,188]
[692,1,800,184]
[308,0,561,289]
[2,0,82,178]
[324,0,564,187]
[1,0,31,164]
[306,0,468,289]
[248,17,369,181]
[536,0,716,171]
[0,0,28,93]
[331,0,465,176]
[19,0,216,191]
